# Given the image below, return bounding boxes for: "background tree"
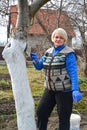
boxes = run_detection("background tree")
[61,0,87,76]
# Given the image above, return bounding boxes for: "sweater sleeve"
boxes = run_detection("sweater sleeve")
[66,52,79,91]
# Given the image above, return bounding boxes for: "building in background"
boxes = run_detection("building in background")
[10,5,75,49]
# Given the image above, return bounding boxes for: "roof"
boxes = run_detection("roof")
[10,5,75,37]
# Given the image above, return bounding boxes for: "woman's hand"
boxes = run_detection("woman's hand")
[30,52,39,63]
[72,91,82,102]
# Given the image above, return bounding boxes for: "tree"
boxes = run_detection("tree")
[64,0,87,76]
[0,0,9,43]
[2,0,50,130]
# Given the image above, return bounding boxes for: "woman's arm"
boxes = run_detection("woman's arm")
[66,52,79,91]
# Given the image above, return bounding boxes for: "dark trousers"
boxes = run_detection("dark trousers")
[36,88,73,130]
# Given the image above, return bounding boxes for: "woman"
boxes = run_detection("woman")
[30,28,82,130]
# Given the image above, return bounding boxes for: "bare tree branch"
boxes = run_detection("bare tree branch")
[29,0,50,18]
[0,0,9,26]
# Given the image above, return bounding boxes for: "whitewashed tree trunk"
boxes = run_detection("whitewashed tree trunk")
[1,1,50,130]
[2,37,36,130]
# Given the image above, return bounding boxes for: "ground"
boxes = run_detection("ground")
[0,73,87,130]
[0,111,87,130]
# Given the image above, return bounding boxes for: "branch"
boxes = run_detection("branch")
[58,0,63,27]
[29,0,50,18]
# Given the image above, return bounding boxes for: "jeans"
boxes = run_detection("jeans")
[36,88,73,130]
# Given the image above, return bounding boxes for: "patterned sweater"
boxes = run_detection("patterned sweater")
[33,44,79,92]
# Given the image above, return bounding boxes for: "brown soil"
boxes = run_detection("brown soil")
[0,111,87,130]
[0,74,87,130]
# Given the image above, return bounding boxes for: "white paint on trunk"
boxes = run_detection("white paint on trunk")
[2,38,36,130]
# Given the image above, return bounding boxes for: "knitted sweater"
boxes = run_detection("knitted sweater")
[33,44,79,91]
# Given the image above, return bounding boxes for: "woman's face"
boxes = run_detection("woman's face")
[53,32,65,47]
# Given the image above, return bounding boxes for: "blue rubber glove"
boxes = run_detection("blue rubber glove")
[72,91,82,102]
[30,52,39,63]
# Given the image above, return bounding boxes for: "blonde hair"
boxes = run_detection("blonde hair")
[51,28,68,43]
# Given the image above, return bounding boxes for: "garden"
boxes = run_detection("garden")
[0,63,87,130]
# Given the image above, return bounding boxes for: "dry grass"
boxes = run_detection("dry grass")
[0,64,44,97]
[0,64,87,110]
[27,65,44,96]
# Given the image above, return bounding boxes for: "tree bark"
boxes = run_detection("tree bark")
[82,44,87,76]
